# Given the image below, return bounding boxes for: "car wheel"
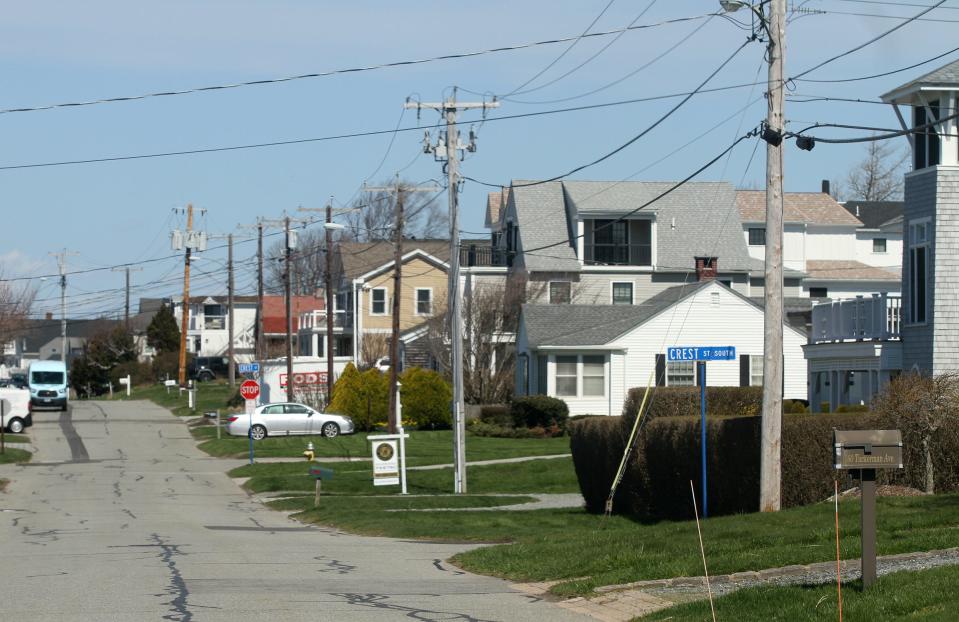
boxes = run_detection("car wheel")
[321,422,340,438]
[250,424,267,441]
[8,418,24,434]
[200,371,214,382]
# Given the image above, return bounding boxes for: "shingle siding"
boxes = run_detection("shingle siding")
[932,168,959,372]
[902,168,938,372]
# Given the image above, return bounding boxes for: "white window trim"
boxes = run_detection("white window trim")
[549,354,607,398]
[549,280,572,304]
[872,237,888,254]
[666,360,696,387]
[414,287,433,316]
[370,287,388,316]
[749,355,763,387]
[553,355,578,397]
[610,281,634,305]
[907,217,931,326]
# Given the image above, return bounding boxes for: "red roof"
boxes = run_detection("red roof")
[262,295,324,334]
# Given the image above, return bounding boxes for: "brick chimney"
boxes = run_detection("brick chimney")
[45,312,53,320]
[695,257,717,281]
[822,179,830,195]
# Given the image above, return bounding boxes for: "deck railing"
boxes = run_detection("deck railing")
[810,293,901,343]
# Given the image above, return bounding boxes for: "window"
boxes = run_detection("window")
[415,288,432,316]
[536,355,547,395]
[554,356,577,396]
[873,238,887,253]
[203,303,225,330]
[370,288,387,315]
[748,227,766,246]
[750,356,763,387]
[285,404,309,414]
[914,103,940,170]
[335,335,353,357]
[582,355,606,396]
[611,282,633,305]
[909,219,930,323]
[549,281,571,304]
[809,287,828,299]
[667,361,695,386]
[584,219,652,266]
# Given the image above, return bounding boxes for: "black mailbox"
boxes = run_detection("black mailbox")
[833,429,902,471]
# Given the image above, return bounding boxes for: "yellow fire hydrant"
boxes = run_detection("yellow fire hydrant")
[303,442,315,461]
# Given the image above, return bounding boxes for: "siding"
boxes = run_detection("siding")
[901,168,937,372]
[932,167,959,372]
[362,256,448,332]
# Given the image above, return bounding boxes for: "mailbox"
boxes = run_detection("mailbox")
[833,429,902,470]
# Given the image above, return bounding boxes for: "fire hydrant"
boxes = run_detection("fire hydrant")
[303,442,315,461]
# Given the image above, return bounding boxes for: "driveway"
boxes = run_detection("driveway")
[0,400,590,621]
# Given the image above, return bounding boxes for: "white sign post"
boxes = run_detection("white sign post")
[369,433,409,494]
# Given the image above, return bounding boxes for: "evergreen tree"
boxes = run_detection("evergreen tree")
[147,305,180,353]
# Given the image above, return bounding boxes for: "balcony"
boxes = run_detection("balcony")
[810,294,901,343]
[299,309,352,331]
[584,243,652,267]
[460,245,511,267]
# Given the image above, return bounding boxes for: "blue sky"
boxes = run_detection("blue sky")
[2,0,957,318]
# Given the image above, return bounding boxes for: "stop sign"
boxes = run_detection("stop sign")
[239,379,260,401]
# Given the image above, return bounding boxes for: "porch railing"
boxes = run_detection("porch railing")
[810,293,901,343]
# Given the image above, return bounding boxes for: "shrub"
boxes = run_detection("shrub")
[400,367,452,430]
[111,360,153,387]
[478,404,511,427]
[469,421,556,438]
[151,351,183,383]
[510,395,569,431]
[621,386,762,431]
[820,402,831,413]
[327,363,389,431]
[836,404,869,413]
[783,399,808,414]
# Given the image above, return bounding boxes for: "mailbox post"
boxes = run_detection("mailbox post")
[833,429,903,588]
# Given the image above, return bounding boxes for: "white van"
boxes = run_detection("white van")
[0,387,32,433]
[28,360,69,411]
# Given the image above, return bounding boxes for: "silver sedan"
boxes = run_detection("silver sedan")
[226,403,355,440]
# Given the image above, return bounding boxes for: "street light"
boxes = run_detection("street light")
[719,1,772,38]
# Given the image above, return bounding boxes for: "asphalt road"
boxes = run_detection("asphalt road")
[0,400,589,622]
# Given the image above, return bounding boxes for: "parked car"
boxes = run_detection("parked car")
[0,387,33,433]
[226,403,354,440]
[187,356,231,382]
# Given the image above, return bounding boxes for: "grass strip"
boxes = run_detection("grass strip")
[112,382,236,417]
[642,564,959,621]
[0,448,32,464]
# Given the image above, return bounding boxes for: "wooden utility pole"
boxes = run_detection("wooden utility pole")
[227,233,236,387]
[760,0,786,512]
[256,222,264,360]
[49,249,79,363]
[325,203,335,405]
[406,91,499,494]
[177,204,194,387]
[112,266,143,330]
[285,215,295,402]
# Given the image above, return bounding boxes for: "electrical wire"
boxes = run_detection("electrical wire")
[792,45,959,83]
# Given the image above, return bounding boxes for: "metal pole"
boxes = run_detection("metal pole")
[178,204,194,387]
[325,202,336,407]
[285,216,295,402]
[701,362,708,518]
[861,469,877,587]
[760,0,786,513]
[228,233,236,387]
[446,98,467,494]
[387,184,405,434]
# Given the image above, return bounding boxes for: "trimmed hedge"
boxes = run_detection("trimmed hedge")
[621,386,762,432]
[571,411,959,520]
[510,395,569,431]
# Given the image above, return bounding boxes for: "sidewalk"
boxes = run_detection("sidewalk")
[251,452,572,469]
[513,546,959,621]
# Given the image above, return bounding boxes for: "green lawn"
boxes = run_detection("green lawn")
[0,448,31,464]
[112,382,237,417]
[1,434,30,444]
[197,427,571,461]
[642,565,959,621]
[231,456,579,495]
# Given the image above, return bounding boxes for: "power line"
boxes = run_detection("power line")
[792,45,959,83]
[0,11,719,117]
[829,0,959,9]
[809,8,959,22]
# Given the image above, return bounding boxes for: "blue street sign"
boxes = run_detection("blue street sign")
[239,362,260,374]
[667,346,736,362]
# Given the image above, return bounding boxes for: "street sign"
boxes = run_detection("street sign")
[238,362,260,374]
[667,346,736,362]
[239,380,260,401]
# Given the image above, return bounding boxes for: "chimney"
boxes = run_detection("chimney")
[821,179,830,195]
[695,257,718,282]
[45,312,53,320]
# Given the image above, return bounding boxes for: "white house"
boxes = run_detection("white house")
[515,280,808,417]
[170,295,257,363]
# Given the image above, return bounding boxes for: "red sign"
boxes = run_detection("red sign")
[279,371,328,388]
[239,379,260,401]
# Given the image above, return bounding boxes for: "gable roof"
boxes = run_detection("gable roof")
[509,180,756,273]
[338,240,452,281]
[737,191,862,226]
[841,201,903,230]
[882,58,959,104]
[485,188,508,229]
[805,260,900,282]
[15,318,121,354]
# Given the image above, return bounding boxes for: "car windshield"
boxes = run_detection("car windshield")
[31,371,64,385]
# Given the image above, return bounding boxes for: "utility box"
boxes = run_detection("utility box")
[833,429,903,470]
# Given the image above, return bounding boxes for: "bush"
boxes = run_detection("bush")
[111,360,153,387]
[478,404,511,427]
[621,386,762,431]
[835,404,869,413]
[783,399,808,414]
[400,367,452,430]
[151,351,185,383]
[568,408,959,520]
[469,420,557,438]
[327,363,389,431]
[510,395,569,431]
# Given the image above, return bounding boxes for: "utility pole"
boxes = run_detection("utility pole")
[177,205,194,387]
[257,222,264,361]
[285,215,294,402]
[299,200,340,406]
[49,249,79,363]
[228,233,236,387]
[407,90,499,494]
[364,179,438,433]
[112,266,143,330]
[760,0,786,513]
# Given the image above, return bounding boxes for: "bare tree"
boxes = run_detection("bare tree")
[0,276,34,349]
[346,179,447,242]
[840,139,909,202]
[265,228,343,295]
[359,332,390,369]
